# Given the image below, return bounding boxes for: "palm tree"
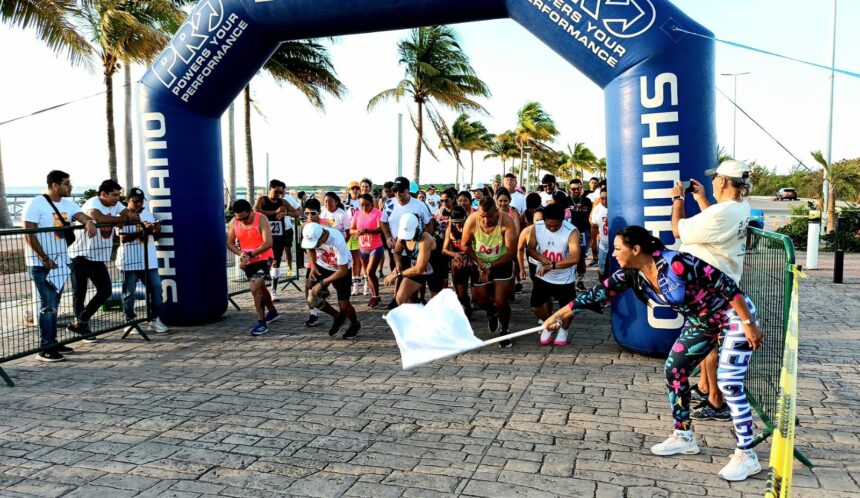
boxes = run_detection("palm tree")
[368,25,490,183]
[483,131,518,178]
[244,39,347,200]
[440,115,488,186]
[514,102,558,184]
[812,151,860,231]
[123,63,133,188]
[567,142,597,180]
[75,0,184,181]
[1,0,93,67]
[593,157,607,179]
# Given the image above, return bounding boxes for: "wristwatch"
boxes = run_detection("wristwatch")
[483,262,493,270]
[741,318,754,325]
[672,196,684,202]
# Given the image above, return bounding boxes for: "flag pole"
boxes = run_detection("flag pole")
[478,325,545,347]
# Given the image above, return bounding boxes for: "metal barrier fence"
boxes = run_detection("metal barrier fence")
[0,222,153,387]
[226,218,304,309]
[741,227,811,467]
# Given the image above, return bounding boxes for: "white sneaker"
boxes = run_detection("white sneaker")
[149,318,169,333]
[553,329,568,345]
[272,290,281,302]
[362,282,369,296]
[719,449,761,481]
[650,430,700,456]
[351,282,359,296]
[539,329,552,345]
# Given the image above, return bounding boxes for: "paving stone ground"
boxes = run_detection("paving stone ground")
[0,253,858,497]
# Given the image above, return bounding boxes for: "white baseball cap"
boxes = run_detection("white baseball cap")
[704,159,751,179]
[301,223,325,249]
[396,213,420,241]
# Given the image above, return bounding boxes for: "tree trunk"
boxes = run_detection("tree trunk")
[518,147,524,185]
[244,85,255,201]
[105,68,118,182]
[123,63,133,188]
[827,182,836,232]
[413,100,423,183]
[0,139,11,228]
[470,151,475,186]
[501,159,506,178]
[227,102,237,206]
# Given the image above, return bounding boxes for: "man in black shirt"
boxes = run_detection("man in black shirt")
[254,179,300,300]
[567,179,593,291]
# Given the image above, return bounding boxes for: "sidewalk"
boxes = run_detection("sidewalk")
[0,256,858,497]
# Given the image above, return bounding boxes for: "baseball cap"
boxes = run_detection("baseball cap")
[392,176,410,192]
[704,159,751,179]
[428,185,436,190]
[396,213,420,241]
[450,206,468,223]
[301,223,325,249]
[127,187,145,201]
[348,181,360,189]
[471,182,485,191]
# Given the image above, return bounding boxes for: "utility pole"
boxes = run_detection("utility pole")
[822,0,838,232]
[397,113,403,178]
[720,72,750,159]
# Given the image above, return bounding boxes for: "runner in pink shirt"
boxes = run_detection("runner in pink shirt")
[350,194,384,307]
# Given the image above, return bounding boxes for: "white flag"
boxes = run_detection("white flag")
[384,289,484,370]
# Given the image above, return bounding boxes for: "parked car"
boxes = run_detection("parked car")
[776,188,798,201]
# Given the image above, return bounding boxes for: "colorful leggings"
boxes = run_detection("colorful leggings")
[664,296,758,449]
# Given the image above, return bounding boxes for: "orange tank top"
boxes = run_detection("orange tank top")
[235,212,274,264]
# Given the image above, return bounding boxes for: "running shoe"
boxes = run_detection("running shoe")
[387,299,399,310]
[588,260,599,267]
[719,449,761,481]
[56,345,75,354]
[539,329,553,345]
[351,280,359,296]
[691,402,731,421]
[264,310,280,324]
[362,278,369,296]
[67,322,98,344]
[553,329,569,346]
[249,322,269,336]
[272,290,282,302]
[498,330,512,348]
[329,313,347,337]
[36,350,64,362]
[515,282,523,294]
[304,314,319,327]
[149,318,169,333]
[650,430,699,456]
[576,280,587,292]
[690,385,709,403]
[342,321,361,340]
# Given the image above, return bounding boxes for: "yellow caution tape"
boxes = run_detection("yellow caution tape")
[764,266,804,498]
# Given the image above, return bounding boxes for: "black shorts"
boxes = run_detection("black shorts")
[530,277,576,308]
[473,260,514,286]
[244,260,272,281]
[317,267,351,301]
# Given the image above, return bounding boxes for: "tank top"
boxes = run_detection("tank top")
[449,224,465,254]
[405,235,433,275]
[533,221,575,285]
[473,223,506,263]
[260,197,285,237]
[234,212,274,264]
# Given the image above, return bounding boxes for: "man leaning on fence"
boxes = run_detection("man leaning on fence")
[22,170,97,362]
[116,188,168,333]
[67,179,140,343]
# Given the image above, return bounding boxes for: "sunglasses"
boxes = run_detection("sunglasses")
[272,190,285,195]
[569,187,582,191]
[304,211,319,216]
[541,184,554,190]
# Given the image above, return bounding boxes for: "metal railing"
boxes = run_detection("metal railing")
[741,227,811,467]
[3,194,85,224]
[0,222,153,387]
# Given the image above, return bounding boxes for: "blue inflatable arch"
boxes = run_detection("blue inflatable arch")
[138,0,715,356]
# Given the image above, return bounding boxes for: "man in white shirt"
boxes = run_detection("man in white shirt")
[303,223,361,339]
[381,177,434,308]
[503,173,526,213]
[22,170,97,362]
[539,174,560,207]
[671,159,752,423]
[425,185,441,213]
[67,179,139,342]
[117,188,168,333]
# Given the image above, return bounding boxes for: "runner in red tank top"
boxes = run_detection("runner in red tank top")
[227,200,278,335]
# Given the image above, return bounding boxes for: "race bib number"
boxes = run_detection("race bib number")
[580,232,588,248]
[542,249,563,263]
[271,220,283,236]
[318,248,337,268]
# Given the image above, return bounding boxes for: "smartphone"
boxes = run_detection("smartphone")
[682,180,696,194]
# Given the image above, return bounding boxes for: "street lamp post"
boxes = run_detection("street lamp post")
[721,72,750,159]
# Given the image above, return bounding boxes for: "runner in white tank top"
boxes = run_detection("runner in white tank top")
[533,220,576,285]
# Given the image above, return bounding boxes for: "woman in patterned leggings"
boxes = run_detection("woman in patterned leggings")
[544,225,764,482]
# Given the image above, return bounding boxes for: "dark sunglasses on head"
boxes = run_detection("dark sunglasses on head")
[304,210,319,216]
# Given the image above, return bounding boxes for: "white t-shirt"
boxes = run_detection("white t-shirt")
[539,191,554,207]
[321,208,349,238]
[425,193,441,211]
[315,226,352,271]
[116,208,158,271]
[510,191,527,213]
[587,190,601,204]
[22,196,82,267]
[590,202,609,248]
[283,195,300,230]
[382,197,433,239]
[68,197,123,262]
[678,200,750,284]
